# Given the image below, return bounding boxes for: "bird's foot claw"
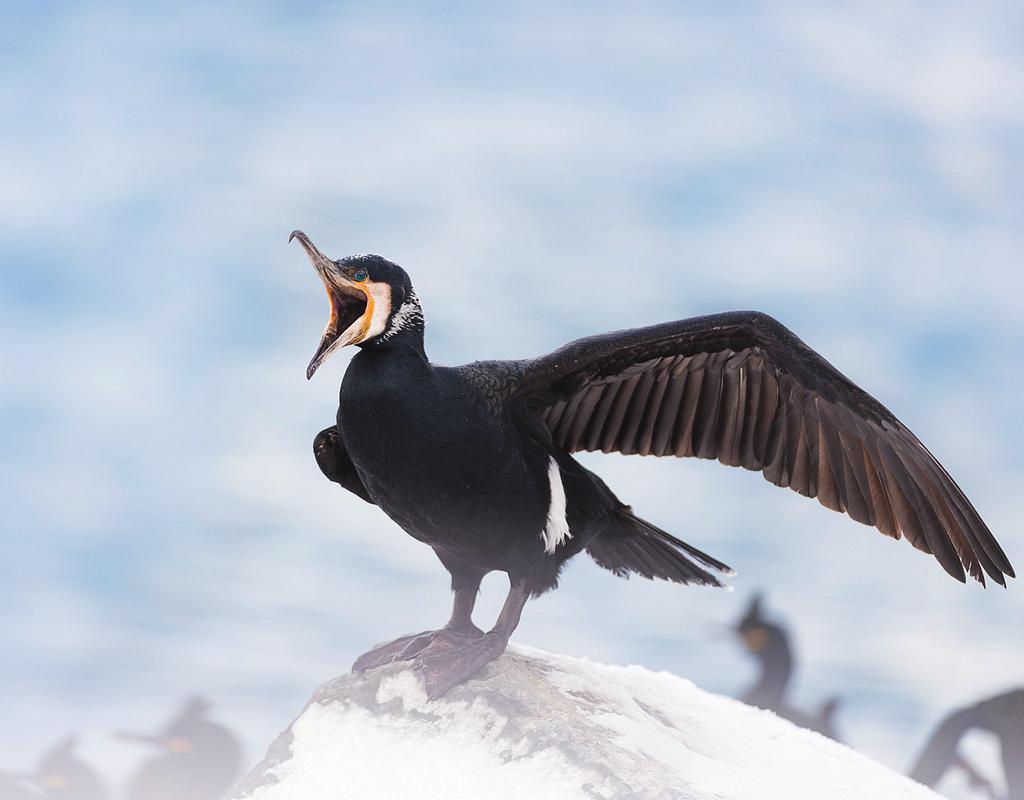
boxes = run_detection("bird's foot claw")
[352,626,484,673]
[413,631,509,699]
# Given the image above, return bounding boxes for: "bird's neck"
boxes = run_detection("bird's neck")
[749,637,793,705]
[360,288,427,358]
[362,329,426,359]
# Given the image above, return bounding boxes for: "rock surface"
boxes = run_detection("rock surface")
[229,645,939,800]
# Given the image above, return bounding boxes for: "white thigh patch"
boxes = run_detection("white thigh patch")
[541,457,571,554]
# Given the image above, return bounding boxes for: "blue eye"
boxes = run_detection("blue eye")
[353,269,368,282]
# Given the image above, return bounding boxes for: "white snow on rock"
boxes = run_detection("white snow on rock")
[229,645,940,800]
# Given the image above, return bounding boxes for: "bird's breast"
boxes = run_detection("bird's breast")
[337,359,548,545]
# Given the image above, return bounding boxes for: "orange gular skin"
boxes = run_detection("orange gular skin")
[353,282,375,343]
[324,284,339,327]
[324,281,375,345]
[742,627,769,653]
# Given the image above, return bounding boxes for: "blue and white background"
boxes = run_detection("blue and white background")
[2,2,1022,796]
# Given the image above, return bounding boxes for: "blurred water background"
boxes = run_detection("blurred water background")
[2,2,1022,797]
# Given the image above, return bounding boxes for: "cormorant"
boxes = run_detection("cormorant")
[732,593,839,739]
[291,230,1014,698]
[910,689,1023,799]
[118,696,241,800]
[0,737,107,800]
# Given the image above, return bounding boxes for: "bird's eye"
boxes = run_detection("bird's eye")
[353,269,368,283]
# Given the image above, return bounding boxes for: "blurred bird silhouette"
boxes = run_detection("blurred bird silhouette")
[910,689,1023,800]
[0,736,107,800]
[732,593,841,739]
[117,696,242,800]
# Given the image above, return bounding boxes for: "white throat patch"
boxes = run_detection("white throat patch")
[358,281,394,342]
[541,457,571,554]
[380,289,424,342]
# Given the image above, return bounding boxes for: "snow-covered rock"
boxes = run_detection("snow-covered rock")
[230,645,939,800]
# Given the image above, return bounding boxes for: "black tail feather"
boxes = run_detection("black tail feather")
[630,514,735,575]
[586,509,732,588]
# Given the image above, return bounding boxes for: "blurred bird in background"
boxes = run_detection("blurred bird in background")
[909,688,1023,800]
[117,696,242,800]
[0,736,107,800]
[732,593,840,740]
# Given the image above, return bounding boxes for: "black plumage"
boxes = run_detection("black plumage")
[0,737,107,800]
[291,230,1014,698]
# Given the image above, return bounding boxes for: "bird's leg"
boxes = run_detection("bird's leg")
[387,568,487,658]
[441,575,486,636]
[352,571,484,673]
[414,576,531,699]
[953,755,998,799]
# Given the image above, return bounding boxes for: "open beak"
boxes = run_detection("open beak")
[290,230,370,379]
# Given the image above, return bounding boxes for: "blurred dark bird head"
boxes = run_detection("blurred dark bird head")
[178,695,212,721]
[116,696,241,761]
[733,592,788,656]
[119,697,242,800]
[32,736,107,800]
[290,230,421,379]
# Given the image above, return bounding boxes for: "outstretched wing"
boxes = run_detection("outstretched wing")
[513,311,1013,586]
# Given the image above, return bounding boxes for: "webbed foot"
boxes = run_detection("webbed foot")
[413,630,509,699]
[352,625,484,673]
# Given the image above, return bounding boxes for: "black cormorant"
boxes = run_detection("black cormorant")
[118,697,241,800]
[732,593,840,739]
[0,737,107,800]
[291,230,1014,698]
[910,689,1023,799]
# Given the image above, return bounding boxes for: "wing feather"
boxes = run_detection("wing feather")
[510,311,1011,585]
[674,365,704,457]
[581,382,614,451]
[653,369,687,455]
[620,370,656,455]
[638,364,671,455]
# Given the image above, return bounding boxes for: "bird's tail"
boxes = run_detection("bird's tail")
[586,509,733,588]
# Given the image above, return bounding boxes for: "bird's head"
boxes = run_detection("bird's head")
[290,230,423,379]
[34,736,95,795]
[734,592,774,653]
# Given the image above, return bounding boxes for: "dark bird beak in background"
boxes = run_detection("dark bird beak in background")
[114,732,164,748]
[290,229,368,379]
[704,624,738,641]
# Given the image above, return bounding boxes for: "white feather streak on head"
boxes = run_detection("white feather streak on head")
[541,457,571,554]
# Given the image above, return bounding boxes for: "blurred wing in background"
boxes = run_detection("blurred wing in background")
[516,311,1015,586]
